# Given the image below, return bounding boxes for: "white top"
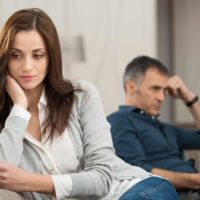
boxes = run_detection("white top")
[12,90,147,200]
[12,91,79,199]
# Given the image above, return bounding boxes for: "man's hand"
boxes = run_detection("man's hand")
[5,75,28,109]
[167,76,200,128]
[166,76,195,103]
[152,167,200,189]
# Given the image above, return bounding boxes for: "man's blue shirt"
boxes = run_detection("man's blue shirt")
[107,105,200,173]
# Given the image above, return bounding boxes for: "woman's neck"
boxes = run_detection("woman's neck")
[24,85,44,112]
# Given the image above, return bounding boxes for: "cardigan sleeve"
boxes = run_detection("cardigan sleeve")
[0,104,31,164]
[69,81,114,198]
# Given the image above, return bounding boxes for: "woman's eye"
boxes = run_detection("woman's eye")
[10,53,22,59]
[33,54,43,59]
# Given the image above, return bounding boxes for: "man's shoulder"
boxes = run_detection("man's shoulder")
[107,109,141,127]
[107,110,130,120]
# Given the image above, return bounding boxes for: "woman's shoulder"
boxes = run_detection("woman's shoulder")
[72,79,96,89]
[71,79,99,96]
[70,79,102,111]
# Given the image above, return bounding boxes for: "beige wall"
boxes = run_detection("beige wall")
[0,0,158,116]
[172,0,200,124]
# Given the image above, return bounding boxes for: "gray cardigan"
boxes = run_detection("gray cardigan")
[0,80,151,200]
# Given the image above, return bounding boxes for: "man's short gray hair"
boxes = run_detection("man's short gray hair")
[123,55,169,91]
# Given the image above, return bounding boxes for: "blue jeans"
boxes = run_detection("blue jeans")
[119,177,179,200]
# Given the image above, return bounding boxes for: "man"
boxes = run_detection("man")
[107,55,200,200]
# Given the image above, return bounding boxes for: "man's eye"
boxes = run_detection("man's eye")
[154,88,160,91]
[152,86,161,91]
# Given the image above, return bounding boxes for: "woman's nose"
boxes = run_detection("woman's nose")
[22,57,34,71]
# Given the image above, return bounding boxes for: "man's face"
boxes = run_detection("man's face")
[129,68,168,116]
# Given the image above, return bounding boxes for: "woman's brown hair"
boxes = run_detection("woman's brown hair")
[0,8,75,139]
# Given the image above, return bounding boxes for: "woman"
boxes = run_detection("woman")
[0,8,179,200]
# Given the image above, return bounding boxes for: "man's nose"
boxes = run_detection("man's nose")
[157,91,165,102]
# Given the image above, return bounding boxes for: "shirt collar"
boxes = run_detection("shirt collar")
[38,88,47,110]
[119,105,140,112]
[119,105,160,119]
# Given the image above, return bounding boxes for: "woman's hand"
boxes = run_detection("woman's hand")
[5,75,28,109]
[0,161,30,192]
[0,162,55,194]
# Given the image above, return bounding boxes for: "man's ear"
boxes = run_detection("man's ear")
[125,80,136,95]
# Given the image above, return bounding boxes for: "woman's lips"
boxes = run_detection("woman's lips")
[20,75,35,81]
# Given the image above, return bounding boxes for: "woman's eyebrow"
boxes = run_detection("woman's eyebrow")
[10,48,22,51]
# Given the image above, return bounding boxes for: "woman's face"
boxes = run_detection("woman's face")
[8,29,49,92]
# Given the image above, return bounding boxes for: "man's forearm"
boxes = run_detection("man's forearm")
[180,90,200,128]
[151,168,200,189]
[188,102,200,128]
[167,76,200,128]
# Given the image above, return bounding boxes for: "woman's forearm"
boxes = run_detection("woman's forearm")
[0,162,55,195]
[25,173,55,194]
